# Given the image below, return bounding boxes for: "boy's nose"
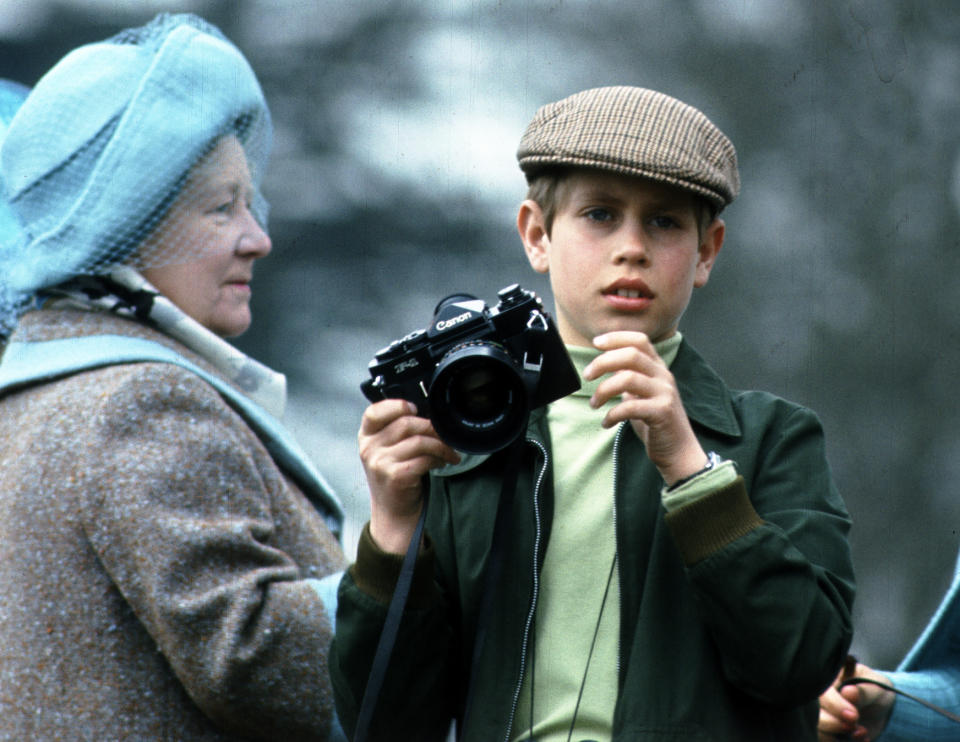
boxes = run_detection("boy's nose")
[612,228,648,265]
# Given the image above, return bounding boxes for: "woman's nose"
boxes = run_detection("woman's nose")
[239,208,272,258]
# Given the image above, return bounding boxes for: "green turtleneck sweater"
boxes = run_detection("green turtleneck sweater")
[511,333,735,742]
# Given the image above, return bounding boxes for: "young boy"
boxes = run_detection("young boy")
[331,86,856,741]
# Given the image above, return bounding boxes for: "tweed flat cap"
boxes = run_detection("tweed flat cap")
[517,86,739,210]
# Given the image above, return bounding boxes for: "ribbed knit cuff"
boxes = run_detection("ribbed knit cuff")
[663,476,763,565]
[347,522,437,607]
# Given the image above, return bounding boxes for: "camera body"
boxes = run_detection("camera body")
[361,284,579,454]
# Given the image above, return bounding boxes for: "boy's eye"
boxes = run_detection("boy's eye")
[650,214,678,229]
[585,207,614,222]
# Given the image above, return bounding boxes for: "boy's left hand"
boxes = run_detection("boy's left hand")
[584,331,707,487]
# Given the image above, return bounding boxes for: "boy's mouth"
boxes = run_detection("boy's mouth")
[604,279,653,298]
[603,279,653,310]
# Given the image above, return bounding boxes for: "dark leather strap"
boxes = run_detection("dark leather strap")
[840,677,960,724]
[839,654,960,726]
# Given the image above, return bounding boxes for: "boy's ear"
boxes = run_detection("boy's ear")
[694,217,725,288]
[517,199,550,274]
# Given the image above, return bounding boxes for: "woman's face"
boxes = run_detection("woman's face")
[141,136,271,338]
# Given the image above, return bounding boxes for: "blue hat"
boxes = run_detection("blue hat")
[0,13,272,297]
[0,78,29,124]
[0,79,30,245]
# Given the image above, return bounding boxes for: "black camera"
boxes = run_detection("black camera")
[361,284,580,454]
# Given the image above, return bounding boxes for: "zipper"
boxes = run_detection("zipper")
[499,427,626,741]
[611,422,626,689]
[501,437,548,742]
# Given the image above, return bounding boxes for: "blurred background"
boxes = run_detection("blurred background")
[3,0,960,672]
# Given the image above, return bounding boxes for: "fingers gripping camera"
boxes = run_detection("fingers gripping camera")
[361,284,580,454]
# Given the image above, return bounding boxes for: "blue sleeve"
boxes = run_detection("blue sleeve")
[308,570,344,631]
[880,669,960,741]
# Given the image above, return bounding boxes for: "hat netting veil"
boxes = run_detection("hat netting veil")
[0,13,272,337]
[0,79,30,257]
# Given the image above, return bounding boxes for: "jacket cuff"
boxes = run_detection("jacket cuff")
[664,476,763,565]
[347,522,437,606]
[661,458,738,511]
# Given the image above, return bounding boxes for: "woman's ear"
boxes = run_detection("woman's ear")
[517,199,550,274]
[694,217,724,288]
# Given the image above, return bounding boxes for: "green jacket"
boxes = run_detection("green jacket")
[331,340,855,741]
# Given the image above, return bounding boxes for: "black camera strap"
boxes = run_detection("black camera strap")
[352,496,429,742]
[352,436,527,742]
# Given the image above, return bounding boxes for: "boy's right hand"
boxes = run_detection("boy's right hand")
[585,331,708,487]
[358,399,461,555]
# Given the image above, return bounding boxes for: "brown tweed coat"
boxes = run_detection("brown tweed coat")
[0,309,346,741]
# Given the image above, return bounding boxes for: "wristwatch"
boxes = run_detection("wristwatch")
[667,451,722,491]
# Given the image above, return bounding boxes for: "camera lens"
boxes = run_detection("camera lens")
[448,366,506,421]
[428,341,529,454]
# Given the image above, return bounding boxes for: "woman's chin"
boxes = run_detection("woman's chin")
[205,309,252,338]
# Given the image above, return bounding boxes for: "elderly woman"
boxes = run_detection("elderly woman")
[0,14,345,741]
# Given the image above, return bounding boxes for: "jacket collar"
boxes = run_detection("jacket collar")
[671,339,741,438]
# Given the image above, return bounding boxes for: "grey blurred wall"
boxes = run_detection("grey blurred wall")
[4,0,960,673]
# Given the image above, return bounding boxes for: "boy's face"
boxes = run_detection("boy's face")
[518,170,724,347]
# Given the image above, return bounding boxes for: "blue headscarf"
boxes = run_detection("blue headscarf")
[0,13,271,338]
[0,79,30,247]
[0,79,30,338]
